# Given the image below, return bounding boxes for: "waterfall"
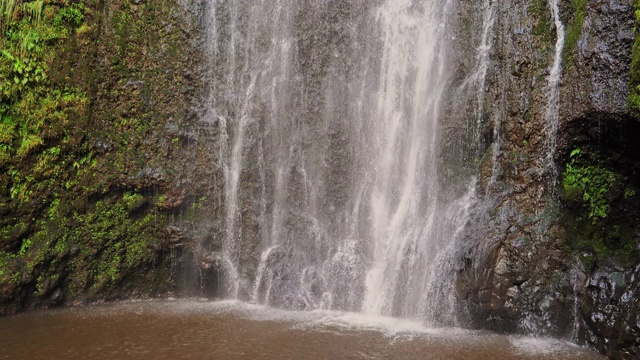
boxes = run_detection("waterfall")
[479,0,502,190]
[458,0,498,189]
[463,0,496,133]
[203,0,477,324]
[204,0,296,298]
[544,0,565,185]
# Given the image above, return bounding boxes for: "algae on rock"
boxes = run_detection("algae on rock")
[0,0,205,314]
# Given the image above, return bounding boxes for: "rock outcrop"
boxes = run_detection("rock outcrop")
[0,0,209,314]
[455,1,640,359]
[1,1,638,359]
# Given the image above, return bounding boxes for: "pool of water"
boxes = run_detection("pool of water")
[0,300,604,359]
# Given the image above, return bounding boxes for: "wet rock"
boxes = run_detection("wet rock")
[0,0,206,315]
[198,252,222,270]
[456,0,640,358]
[135,167,165,183]
[50,289,63,304]
[93,140,111,153]
[166,225,187,244]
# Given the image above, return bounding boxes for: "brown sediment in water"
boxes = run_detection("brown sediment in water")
[0,300,604,360]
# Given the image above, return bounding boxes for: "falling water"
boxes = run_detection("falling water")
[479,0,502,190]
[458,0,499,189]
[204,1,296,298]
[544,0,565,185]
[361,0,453,317]
[569,256,586,342]
[462,0,496,133]
[203,0,478,324]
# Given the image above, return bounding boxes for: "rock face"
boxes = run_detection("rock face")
[454,1,640,359]
[183,1,640,358]
[1,0,639,359]
[0,0,210,314]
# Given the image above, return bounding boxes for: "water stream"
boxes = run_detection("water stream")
[544,0,565,186]
[202,0,480,324]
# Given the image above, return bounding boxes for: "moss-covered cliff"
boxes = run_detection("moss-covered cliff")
[0,0,205,314]
[1,1,639,359]
[454,1,640,359]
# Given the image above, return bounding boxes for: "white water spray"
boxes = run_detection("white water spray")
[459,0,499,189]
[544,0,565,185]
[362,0,451,317]
[203,0,477,324]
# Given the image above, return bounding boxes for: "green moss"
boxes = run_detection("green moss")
[625,187,637,199]
[123,192,145,212]
[562,147,640,270]
[562,0,588,68]
[0,0,190,307]
[7,193,166,294]
[629,2,640,114]
[0,252,8,281]
[568,218,638,271]
[531,0,553,44]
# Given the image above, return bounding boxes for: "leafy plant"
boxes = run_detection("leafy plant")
[1,0,44,31]
[123,192,145,211]
[21,0,43,23]
[563,148,621,221]
[1,0,20,28]
[48,198,60,220]
[19,238,32,256]
[53,3,84,27]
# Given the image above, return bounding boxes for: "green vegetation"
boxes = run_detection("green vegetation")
[1,0,43,30]
[562,147,639,271]
[1,0,88,166]
[563,0,588,68]
[1,0,97,289]
[629,1,640,114]
[569,220,638,271]
[0,0,194,308]
[562,148,621,220]
[531,0,553,44]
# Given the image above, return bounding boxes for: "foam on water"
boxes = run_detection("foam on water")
[115,301,592,352]
[510,337,585,357]
[168,299,444,337]
[0,300,605,360]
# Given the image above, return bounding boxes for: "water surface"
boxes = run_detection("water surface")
[0,300,604,359]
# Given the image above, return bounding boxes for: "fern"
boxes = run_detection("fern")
[1,0,44,30]
[21,0,42,26]
[0,0,19,28]
[563,148,621,221]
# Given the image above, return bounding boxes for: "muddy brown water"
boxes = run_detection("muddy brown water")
[0,300,604,359]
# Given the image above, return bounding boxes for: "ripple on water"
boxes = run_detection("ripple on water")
[0,300,604,360]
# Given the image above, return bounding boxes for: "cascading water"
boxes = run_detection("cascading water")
[460,0,496,136]
[544,0,565,185]
[202,0,479,324]
[457,0,499,190]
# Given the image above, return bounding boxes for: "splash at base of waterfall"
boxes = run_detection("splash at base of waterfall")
[202,0,483,325]
[0,300,605,360]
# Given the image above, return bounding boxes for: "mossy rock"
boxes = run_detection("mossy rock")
[562,184,582,202]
